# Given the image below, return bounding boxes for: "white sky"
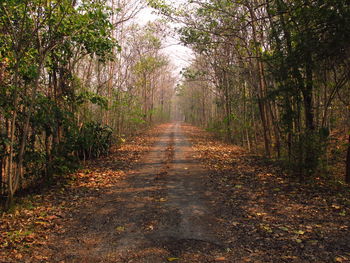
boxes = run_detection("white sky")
[135,6,194,76]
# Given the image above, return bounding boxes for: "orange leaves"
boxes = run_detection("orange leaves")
[183,123,350,262]
[1,126,160,262]
[214,256,227,261]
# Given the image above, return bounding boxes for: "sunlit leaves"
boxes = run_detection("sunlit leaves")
[167,257,179,262]
[1,125,159,261]
[147,0,174,16]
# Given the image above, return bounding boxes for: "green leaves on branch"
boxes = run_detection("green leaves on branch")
[0,0,120,205]
[147,0,174,16]
[76,122,113,160]
[76,91,108,110]
[133,55,167,75]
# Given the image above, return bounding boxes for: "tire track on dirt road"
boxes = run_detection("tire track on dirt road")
[48,123,225,263]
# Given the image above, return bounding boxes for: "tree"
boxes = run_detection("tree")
[0,0,117,208]
[151,0,350,181]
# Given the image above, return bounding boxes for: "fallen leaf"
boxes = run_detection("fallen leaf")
[115,226,125,232]
[35,221,49,226]
[256,212,266,216]
[307,240,318,245]
[260,224,273,233]
[295,230,305,235]
[339,211,346,216]
[167,257,179,261]
[34,255,48,260]
[215,257,226,261]
[295,238,302,243]
[278,226,289,231]
[46,215,59,221]
[332,204,341,209]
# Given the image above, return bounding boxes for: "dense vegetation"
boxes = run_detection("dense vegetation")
[0,0,175,208]
[0,0,349,210]
[151,0,350,181]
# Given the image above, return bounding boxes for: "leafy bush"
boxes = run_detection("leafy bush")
[76,122,113,160]
[288,129,330,178]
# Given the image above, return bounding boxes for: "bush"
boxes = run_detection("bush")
[76,121,113,160]
[288,129,329,179]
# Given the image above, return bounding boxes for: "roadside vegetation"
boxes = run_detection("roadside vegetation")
[150,0,350,182]
[0,0,175,209]
[0,0,350,261]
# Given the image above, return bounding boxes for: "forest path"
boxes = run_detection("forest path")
[48,122,226,262]
[2,123,350,262]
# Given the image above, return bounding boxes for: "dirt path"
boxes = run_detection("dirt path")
[47,122,225,262]
[3,122,349,262]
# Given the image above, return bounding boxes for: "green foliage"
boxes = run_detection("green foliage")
[263,0,350,175]
[162,0,350,180]
[287,130,330,178]
[0,0,120,206]
[147,0,174,16]
[76,91,108,109]
[76,122,113,160]
[205,120,226,137]
[26,95,113,177]
[133,55,167,76]
[50,155,80,176]
[73,1,119,61]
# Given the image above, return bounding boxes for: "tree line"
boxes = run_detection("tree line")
[1,0,349,209]
[151,0,350,181]
[0,0,175,209]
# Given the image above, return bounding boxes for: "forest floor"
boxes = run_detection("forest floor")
[1,122,350,263]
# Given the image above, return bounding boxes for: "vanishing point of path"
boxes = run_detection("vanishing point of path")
[48,122,225,262]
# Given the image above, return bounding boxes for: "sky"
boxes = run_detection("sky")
[135,5,194,76]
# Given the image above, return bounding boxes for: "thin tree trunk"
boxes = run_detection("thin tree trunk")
[6,62,21,209]
[247,3,271,157]
[6,60,44,208]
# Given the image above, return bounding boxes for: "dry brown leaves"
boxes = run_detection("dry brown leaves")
[182,123,350,263]
[0,125,162,263]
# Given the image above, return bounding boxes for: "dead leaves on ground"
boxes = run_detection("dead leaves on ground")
[182,123,350,263]
[0,127,161,263]
[2,123,350,263]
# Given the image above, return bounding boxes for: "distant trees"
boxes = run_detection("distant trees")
[1,0,348,208]
[152,0,350,180]
[127,22,175,124]
[0,0,176,208]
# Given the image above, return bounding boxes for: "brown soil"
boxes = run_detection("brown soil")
[45,122,224,262]
[1,122,350,263]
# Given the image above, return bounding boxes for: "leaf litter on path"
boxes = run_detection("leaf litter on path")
[1,123,350,263]
[183,123,350,263]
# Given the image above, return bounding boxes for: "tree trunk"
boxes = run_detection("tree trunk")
[6,60,44,208]
[6,63,20,209]
[247,3,271,157]
[303,53,316,177]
